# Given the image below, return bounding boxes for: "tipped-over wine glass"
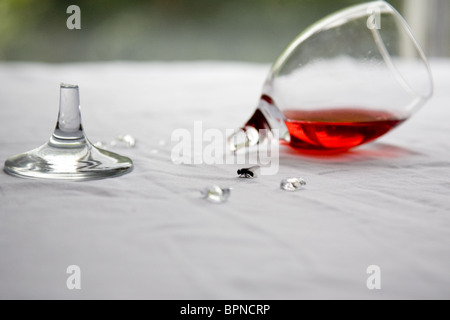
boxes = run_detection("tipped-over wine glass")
[4,84,133,180]
[229,1,433,153]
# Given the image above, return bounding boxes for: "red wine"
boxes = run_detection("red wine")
[283,108,406,151]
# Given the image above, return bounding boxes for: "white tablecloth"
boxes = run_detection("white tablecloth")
[0,61,449,299]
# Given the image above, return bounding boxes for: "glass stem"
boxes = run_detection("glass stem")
[51,84,86,145]
[228,109,271,152]
[228,95,290,152]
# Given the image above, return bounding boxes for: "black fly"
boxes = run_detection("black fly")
[237,166,260,178]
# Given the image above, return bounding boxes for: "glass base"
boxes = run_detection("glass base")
[4,138,133,181]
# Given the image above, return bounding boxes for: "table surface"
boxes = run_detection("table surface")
[0,60,449,299]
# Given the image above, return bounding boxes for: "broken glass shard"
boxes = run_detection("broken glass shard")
[201,185,231,203]
[280,177,306,191]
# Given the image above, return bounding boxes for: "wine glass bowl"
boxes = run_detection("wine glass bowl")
[230,1,433,153]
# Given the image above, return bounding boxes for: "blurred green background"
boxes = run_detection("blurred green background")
[1,0,447,63]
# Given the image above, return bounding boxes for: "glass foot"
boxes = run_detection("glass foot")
[4,140,133,181]
[4,84,133,181]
